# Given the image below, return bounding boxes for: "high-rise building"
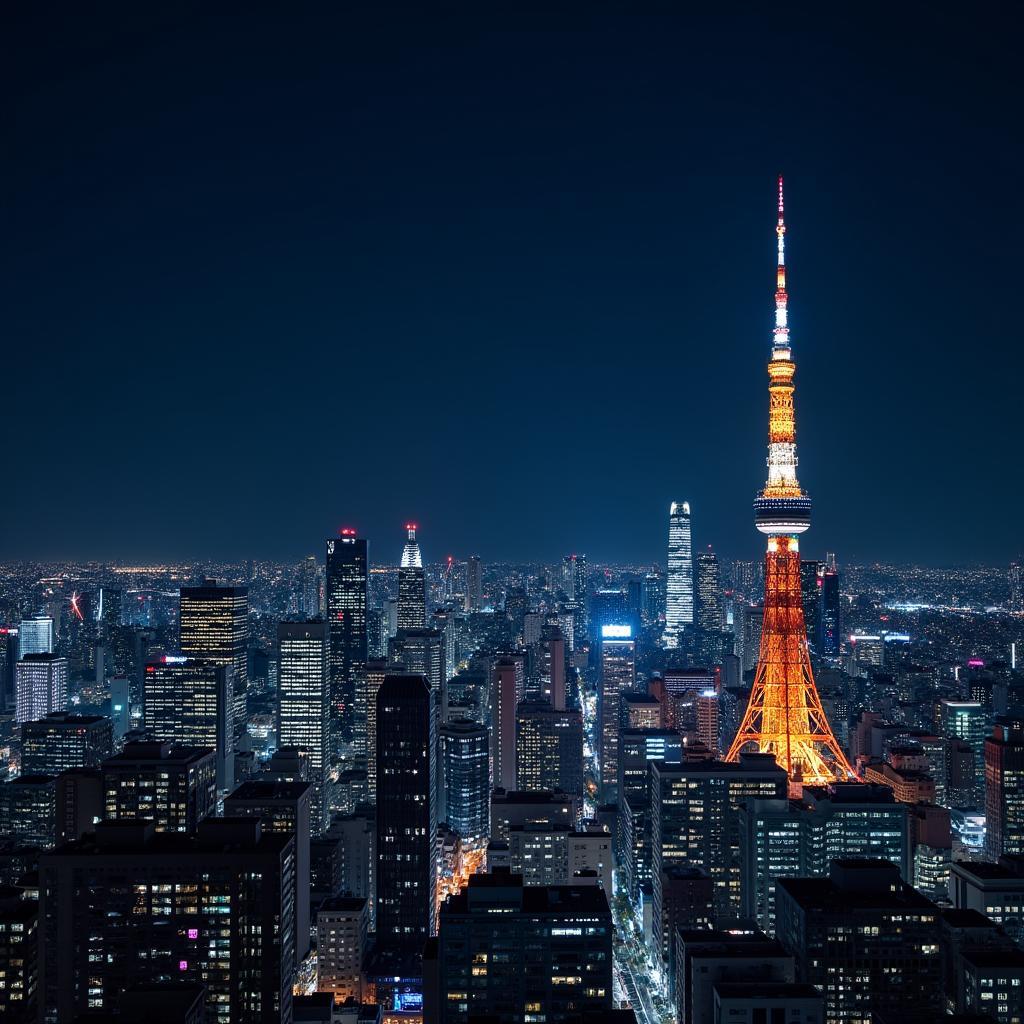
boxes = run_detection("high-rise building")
[940,698,987,807]
[102,741,217,833]
[663,501,693,647]
[515,701,584,802]
[725,179,853,787]
[0,887,38,1022]
[179,582,249,735]
[799,559,822,650]
[0,775,57,849]
[376,674,436,964]
[818,554,841,658]
[21,712,112,775]
[599,623,635,802]
[439,719,490,852]
[539,623,566,710]
[39,817,296,1024]
[739,783,911,933]
[1009,560,1024,612]
[362,659,389,802]
[775,859,942,1024]
[14,653,67,723]
[398,524,426,630]
[143,656,233,790]
[464,555,483,612]
[326,529,368,750]
[561,554,589,631]
[316,896,368,1003]
[696,546,723,631]
[17,616,53,660]
[985,720,1024,859]
[225,779,312,963]
[301,553,321,618]
[651,753,788,964]
[277,621,329,829]
[491,655,524,792]
[696,689,720,755]
[425,870,613,1023]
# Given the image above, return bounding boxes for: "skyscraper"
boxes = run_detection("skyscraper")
[491,655,524,792]
[21,713,113,776]
[663,501,693,647]
[464,555,483,612]
[15,654,68,724]
[696,546,723,631]
[439,719,490,852]
[326,529,368,750]
[515,700,584,802]
[818,553,841,658]
[144,656,233,790]
[798,559,822,650]
[725,178,852,787]
[17,616,53,660]
[398,524,426,630]
[561,553,589,632]
[1010,560,1024,612]
[376,674,437,963]
[39,818,296,1024]
[985,720,1024,859]
[179,582,249,734]
[277,621,329,830]
[599,624,635,802]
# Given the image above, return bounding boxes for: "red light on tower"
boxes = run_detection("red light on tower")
[340,527,356,537]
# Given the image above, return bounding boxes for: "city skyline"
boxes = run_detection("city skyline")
[6,9,1022,567]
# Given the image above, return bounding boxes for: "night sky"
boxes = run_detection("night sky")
[5,7,1021,566]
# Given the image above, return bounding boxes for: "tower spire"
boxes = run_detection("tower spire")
[726,176,853,791]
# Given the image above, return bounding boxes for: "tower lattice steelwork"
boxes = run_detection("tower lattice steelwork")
[725,177,853,787]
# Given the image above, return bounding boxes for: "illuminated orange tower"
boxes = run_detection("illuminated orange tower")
[725,177,854,788]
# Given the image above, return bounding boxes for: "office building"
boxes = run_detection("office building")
[696,546,723,631]
[986,719,1024,859]
[0,775,57,848]
[277,621,329,829]
[440,719,490,852]
[326,530,368,750]
[0,887,38,1022]
[561,554,589,632]
[490,790,578,841]
[362,659,388,801]
[225,779,313,963]
[622,692,661,729]
[376,674,437,963]
[102,741,216,833]
[618,728,683,899]
[775,859,943,1024]
[54,768,104,845]
[651,754,787,966]
[739,783,912,933]
[143,656,233,790]
[464,555,483,612]
[506,824,613,892]
[14,654,67,724]
[599,624,635,802]
[179,582,249,734]
[515,701,584,802]
[426,870,612,1023]
[818,554,841,657]
[20,712,112,775]
[539,623,567,710]
[316,896,368,1003]
[398,525,426,630]
[950,857,1024,946]
[492,655,524,792]
[17,616,53,659]
[663,501,694,647]
[39,817,295,1024]
[675,930,795,1024]
[940,699,988,807]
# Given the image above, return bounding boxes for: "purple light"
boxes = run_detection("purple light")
[178,960,188,971]
[968,659,985,668]
[187,928,199,940]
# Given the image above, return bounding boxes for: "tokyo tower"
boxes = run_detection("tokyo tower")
[725,176,854,788]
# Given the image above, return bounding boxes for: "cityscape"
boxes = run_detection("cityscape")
[5,9,1023,1024]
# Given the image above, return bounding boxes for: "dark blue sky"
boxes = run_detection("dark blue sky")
[5,6,1021,566]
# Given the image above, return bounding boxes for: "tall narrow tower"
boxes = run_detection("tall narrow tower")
[725,177,853,787]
